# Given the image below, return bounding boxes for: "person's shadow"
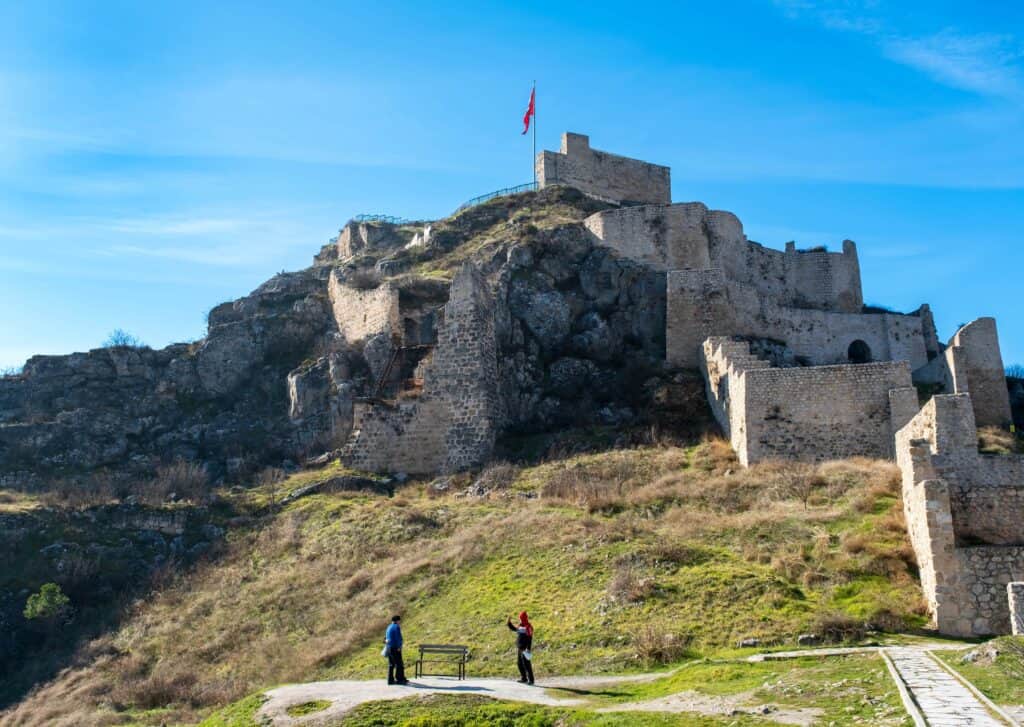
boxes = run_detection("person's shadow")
[404,681,494,693]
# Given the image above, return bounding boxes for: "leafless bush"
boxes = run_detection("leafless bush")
[102,328,146,348]
[608,562,655,604]
[633,622,693,664]
[474,461,520,491]
[347,267,382,290]
[866,609,909,633]
[978,426,1024,455]
[690,435,736,473]
[813,612,867,643]
[772,469,828,509]
[1006,363,1024,380]
[143,460,210,505]
[541,467,624,512]
[344,571,372,597]
[110,668,200,709]
[256,466,286,505]
[37,474,120,509]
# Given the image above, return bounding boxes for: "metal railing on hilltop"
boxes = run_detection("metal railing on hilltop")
[348,181,539,230]
[454,182,537,213]
[352,213,420,225]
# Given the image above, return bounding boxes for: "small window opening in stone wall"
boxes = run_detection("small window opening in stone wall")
[848,340,872,364]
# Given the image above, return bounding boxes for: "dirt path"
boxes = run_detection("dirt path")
[259,677,585,726]
[258,644,1009,726]
[259,673,820,726]
[598,689,822,726]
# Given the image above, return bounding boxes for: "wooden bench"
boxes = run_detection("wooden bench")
[414,644,469,679]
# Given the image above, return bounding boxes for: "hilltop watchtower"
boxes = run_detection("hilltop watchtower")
[535,132,670,205]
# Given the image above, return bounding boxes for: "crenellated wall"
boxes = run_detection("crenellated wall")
[911,318,1013,427]
[897,394,1024,636]
[536,132,670,205]
[701,337,916,466]
[585,203,863,313]
[669,270,926,370]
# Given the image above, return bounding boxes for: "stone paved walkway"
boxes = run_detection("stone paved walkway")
[885,647,1008,726]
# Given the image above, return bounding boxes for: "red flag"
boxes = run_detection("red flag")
[522,87,535,135]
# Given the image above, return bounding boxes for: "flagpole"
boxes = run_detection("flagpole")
[532,80,536,186]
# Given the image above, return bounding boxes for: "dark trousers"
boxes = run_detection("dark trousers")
[517,649,534,683]
[388,647,406,684]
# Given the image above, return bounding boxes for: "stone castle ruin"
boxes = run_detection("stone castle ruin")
[1,131,1021,636]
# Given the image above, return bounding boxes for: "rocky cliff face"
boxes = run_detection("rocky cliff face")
[0,270,331,485]
[0,186,702,487]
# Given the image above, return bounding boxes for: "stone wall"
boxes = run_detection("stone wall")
[896,394,1024,636]
[343,264,500,474]
[701,337,915,466]
[585,203,863,312]
[949,319,1013,427]
[583,203,713,271]
[536,132,670,205]
[327,272,401,345]
[669,270,926,370]
[1010,583,1024,635]
[910,318,1013,427]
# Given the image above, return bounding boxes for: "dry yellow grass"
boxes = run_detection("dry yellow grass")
[0,439,924,726]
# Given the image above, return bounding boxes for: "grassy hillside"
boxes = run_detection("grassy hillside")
[0,438,927,726]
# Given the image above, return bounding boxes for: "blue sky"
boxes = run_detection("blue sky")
[1,0,1023,370]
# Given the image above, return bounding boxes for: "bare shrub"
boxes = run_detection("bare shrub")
[102,328,146,348]
[765,464,827,508]
[841,532,869,555]
[474,461,520,491]
[817,458,898,501]
[866,609,910,633]
[978,426,1024,455]
[645,541,715,567]
[540,466,624,512]
[813,612,867,643]
[633,622,693,664]
[347,267,382,290]
[344,571,373,597]
[256,466,287,506]
[607,563,655,604]
[145,460,210,505]
[112,669,199,709]
[37,474,120,509]
[690,435,736,473]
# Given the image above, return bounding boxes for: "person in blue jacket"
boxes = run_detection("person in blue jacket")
[384,614,408,685]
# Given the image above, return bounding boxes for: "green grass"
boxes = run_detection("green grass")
[285,698,332,716]
[197,693,268,727]
[342,694,739,726]
[934,637,1024,705]
[558,653,911,725]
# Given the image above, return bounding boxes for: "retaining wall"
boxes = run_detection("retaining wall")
[896,394,1024,636]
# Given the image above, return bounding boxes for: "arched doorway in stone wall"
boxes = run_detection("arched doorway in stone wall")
[847,339,872,364]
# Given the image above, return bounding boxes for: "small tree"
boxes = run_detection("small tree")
[102,329,145,348]
[1007,364,1024,380]
[24,583,72,624]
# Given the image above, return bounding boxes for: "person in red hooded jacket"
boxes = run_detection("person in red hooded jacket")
[506,611,534,684]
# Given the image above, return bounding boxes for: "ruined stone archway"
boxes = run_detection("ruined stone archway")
[847,339,872,364]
